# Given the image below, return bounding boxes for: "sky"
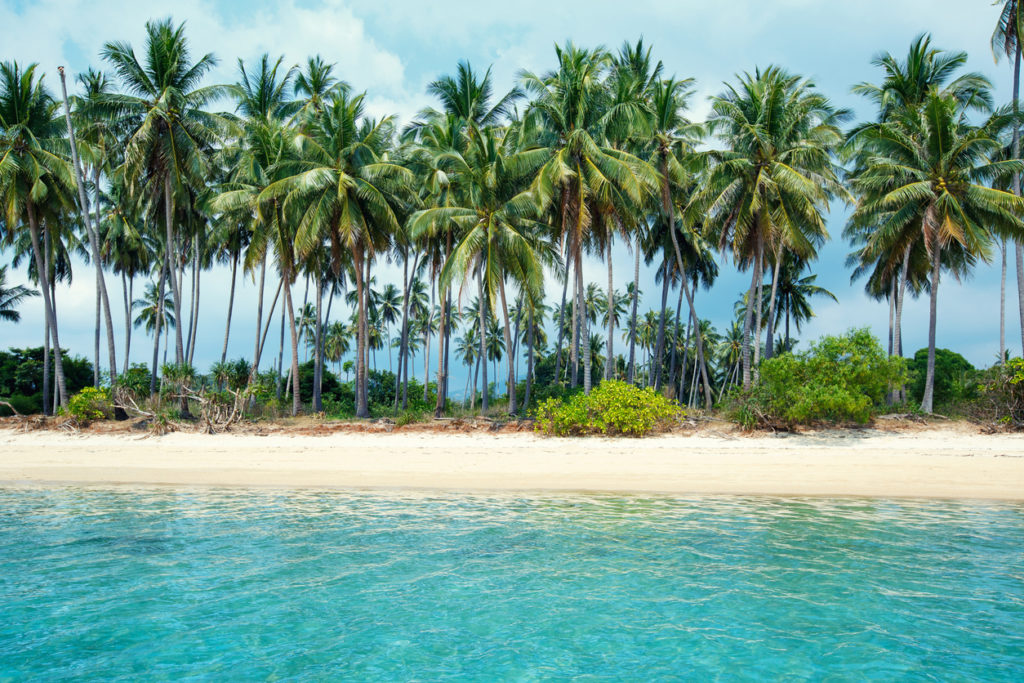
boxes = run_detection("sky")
[0,0,1017,386]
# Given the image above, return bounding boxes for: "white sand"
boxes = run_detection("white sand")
[1,427,1023,500]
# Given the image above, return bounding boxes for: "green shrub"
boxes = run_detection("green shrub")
[534,380,683,437]
[908,348,976,406]
[975,358,1024,427]
[727,328,906,429]
[66,387,113,422]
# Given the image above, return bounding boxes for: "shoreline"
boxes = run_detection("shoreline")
[2,426,1023,501]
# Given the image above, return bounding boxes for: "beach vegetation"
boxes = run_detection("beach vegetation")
[65,386,113,422]
[726,328,906,429]
[534,380,683,436]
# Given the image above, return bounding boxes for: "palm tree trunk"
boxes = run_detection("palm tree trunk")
[894,246,910,402]
[58,70,118,385]
[1013,42,1024,359]
[669,283,683,395]
[255,280,282,373]
[764,255,782,360]
[284,273,301,416]
[498,278,517,415]
[150,263,166,396]
[94,282,101,387]
[554,242,571,386]
[252,254,267,375]
[679,313,691,400]
[353,247,369,418]
[394,251,411,410]
[753,237,764,373]
[42,307,50,415]
[221,250,238,364]
[188,250,200,366]
[434,232,452,417]
[276,285,286,402]
[122,272,132,374]
[888,280,895,357]
[313,272,324,412]
[478,260,489,412]
[525,304,535,410]
[652,269,670,389]
[627,233,641,385]
[578,246,592,395]
[424,279,434,405]
[184,244,197,364]
[741,262,758,391]
[163,175,185,365]
[922,241,942,414]
[1001,238,1007,364]
[29,208,68,409]
[605,239,614,381]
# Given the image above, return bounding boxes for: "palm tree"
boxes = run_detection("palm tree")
[850,90,1024,412]
[994,4,1024,355]
[0,61,73,408]
[0,265,38,322]
[264,90,409,417]
[521,43,655,395]
[412,126,553,414]
[697,66,848,390]
[100,18,228,365]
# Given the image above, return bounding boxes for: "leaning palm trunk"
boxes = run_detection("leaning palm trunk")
[669,284,683,394]
[251,255,267,376]
[498,278,517,415]
[1013,43,1024,358]
[122,272,133,374]
[740,261,758,391]
[553,243,571,385]
[627,234,641,384]
[283,273,301,417]
[28,208,68,408]
[59,69,119,386]
[922,238,942,414]
[353,247,369,418]
[577,247,592,395]
[221,250,238,364]
[894,247,910,402]
[764,255,782,360]
[163,175,186,364]
[313,273,324,412]
[434,232,452,417]
[752,239,764,374]
[652,273,669,389]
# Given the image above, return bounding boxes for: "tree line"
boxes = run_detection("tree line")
[2,6,1024,419]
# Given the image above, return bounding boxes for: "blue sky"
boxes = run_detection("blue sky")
[0,0,1016,381]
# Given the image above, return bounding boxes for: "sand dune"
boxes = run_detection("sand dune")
[1,427,1022,500]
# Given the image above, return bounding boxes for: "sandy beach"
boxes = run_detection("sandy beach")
[1,426,1023,500]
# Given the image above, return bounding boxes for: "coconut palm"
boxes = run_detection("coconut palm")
[0,61,73,408]
[696,66,848,390]
[99,18,228,365]
[521,43,656,395]
[850,90,1024,412]
[0,265,38,322]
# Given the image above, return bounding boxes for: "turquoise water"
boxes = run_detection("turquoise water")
[1,489,1022,680]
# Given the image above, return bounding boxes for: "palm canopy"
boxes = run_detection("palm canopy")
[0,264,38,322]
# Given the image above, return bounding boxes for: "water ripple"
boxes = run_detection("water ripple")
[0,488,1022,680]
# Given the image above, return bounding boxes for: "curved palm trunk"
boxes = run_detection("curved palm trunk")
[59,70,118,386]
[922,241,942,414]
[187,249,201,366]
[669,283,683,395]
[741,262,758,391]
[221,250,238,364]
[605,240,614,381]
[753,238,764,375]
[434,232,452,417]
[94,284,101,387]
[498,278,516,415]
[394,252,411,410]
[28,208,68,409]
[164,175,185,365]
[627,234,641,385]
[894,247,910,402]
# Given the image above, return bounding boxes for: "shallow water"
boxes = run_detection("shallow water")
[0,488,1022,680]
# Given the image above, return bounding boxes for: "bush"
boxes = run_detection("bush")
[975,358,1024,427]
[907,348,977,407]
[66,387,113,422]
[727,328,906,429]
[534,380,683,437]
